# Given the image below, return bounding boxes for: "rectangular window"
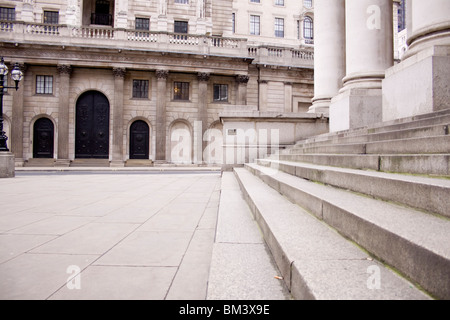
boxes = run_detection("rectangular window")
[250,0,260,3]
[135,17,150,30]
[43,11,59,24]
[36,76,53,95]
[275,0,285,6]
[174,21,188,34]
[175,0,189,3]
[250,15,260,36]
[304,0,313,8]
[133,80,149,99]
[213,84,228,102]
[232,13,235,34]
[174,82,190,101]
[0,7,15,21]
[275,18,284,38]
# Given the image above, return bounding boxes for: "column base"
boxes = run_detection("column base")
[55,159,71,167]
[329,88,382,133]
[0,152,15,178]
[110,160,125,167]
[383,45,450,122]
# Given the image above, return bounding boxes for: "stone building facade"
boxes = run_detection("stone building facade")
[0,0,317,167]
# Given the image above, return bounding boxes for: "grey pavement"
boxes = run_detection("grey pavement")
[0,169,289,300]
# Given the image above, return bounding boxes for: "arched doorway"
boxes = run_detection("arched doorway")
[129,120,149,159]
[75,91,110,159]
[33,118,54,158]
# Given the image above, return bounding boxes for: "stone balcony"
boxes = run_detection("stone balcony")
[0,21,314,69]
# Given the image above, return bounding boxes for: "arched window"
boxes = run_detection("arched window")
[304,16,313,43]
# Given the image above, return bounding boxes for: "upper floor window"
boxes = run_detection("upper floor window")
[232,13,235,34]
[174,82,190,101]
[213,84,228,102]
[304,16,314,42]
[304,0,313,8]
[175,0,189,4]
[133,80,149,99]
[275,18,284,38]
[275,0,285,6]
[174,21,188,34]
[36,76,53,95]
[250,15,260,36]
[135,17,150,30]
[43,11,59,24]
[250,0,260,3]
[0,7,15,21]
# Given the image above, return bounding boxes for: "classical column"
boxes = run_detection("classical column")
[383,0,450,121]
[196,72,210,163]
[155,69,168,162]
[11,63,26,166]
[330,0,393,131]
[309,0,346,115]
[111,67,126,167]
[236,75,249,106]
[54,65,72,167]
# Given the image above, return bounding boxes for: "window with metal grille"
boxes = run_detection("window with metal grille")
[36,76,53,95]
[275,18,284,38]
[250,15,260,36]
[44,11,59,24]
[213,84,228,102]
[133,80,149,99]
[135,17,150,30]
[174,82,190,101]
[0,7,15,21]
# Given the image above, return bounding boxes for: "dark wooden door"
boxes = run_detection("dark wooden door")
[75,91,110,159]
[33,118,54,158]
[130,120,149,159]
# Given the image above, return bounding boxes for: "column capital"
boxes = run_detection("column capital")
[197,72,210,82]
[236,74,249,84]
[113,67,126,78]
[156,69,169,80]
[57,64,72,76]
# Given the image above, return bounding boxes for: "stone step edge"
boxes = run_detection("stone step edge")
[243,163,450,300]
[256,158,450,218]
[296,123,449,148]
[233,167,431,300]
[274,153,450,177]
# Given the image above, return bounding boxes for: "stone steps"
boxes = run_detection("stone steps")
[70,159,111,167]
[235,164,450,299]
[233,167,434,300]
[256,159,450,218]
[276,153,450,176]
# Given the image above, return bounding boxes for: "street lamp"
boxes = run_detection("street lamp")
[0,57,23,152]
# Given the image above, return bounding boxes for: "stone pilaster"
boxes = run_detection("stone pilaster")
[236,75,249,106]
[11,63,26,166]
[196,72,210,163]
[111,67,126,167]
[284,82,293,113]
[258,80,268,112]
[330,0,393,132]
[155,69,169,162]
[55,64,72,167]
[310,0,346,115]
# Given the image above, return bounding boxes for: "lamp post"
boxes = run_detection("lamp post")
[0,57,23,152]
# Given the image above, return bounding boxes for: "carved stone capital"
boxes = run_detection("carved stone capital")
[156,69,169,80]
[113,67,126,78]
[236,74,249,84]
[57,65,72,76]
[197,72,210,82]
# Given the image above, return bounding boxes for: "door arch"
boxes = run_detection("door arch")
[75,91,110,159]
[33,118,54,158]
[129,120,150,159]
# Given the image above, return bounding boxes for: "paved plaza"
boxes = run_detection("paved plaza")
[0,169,289,300]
